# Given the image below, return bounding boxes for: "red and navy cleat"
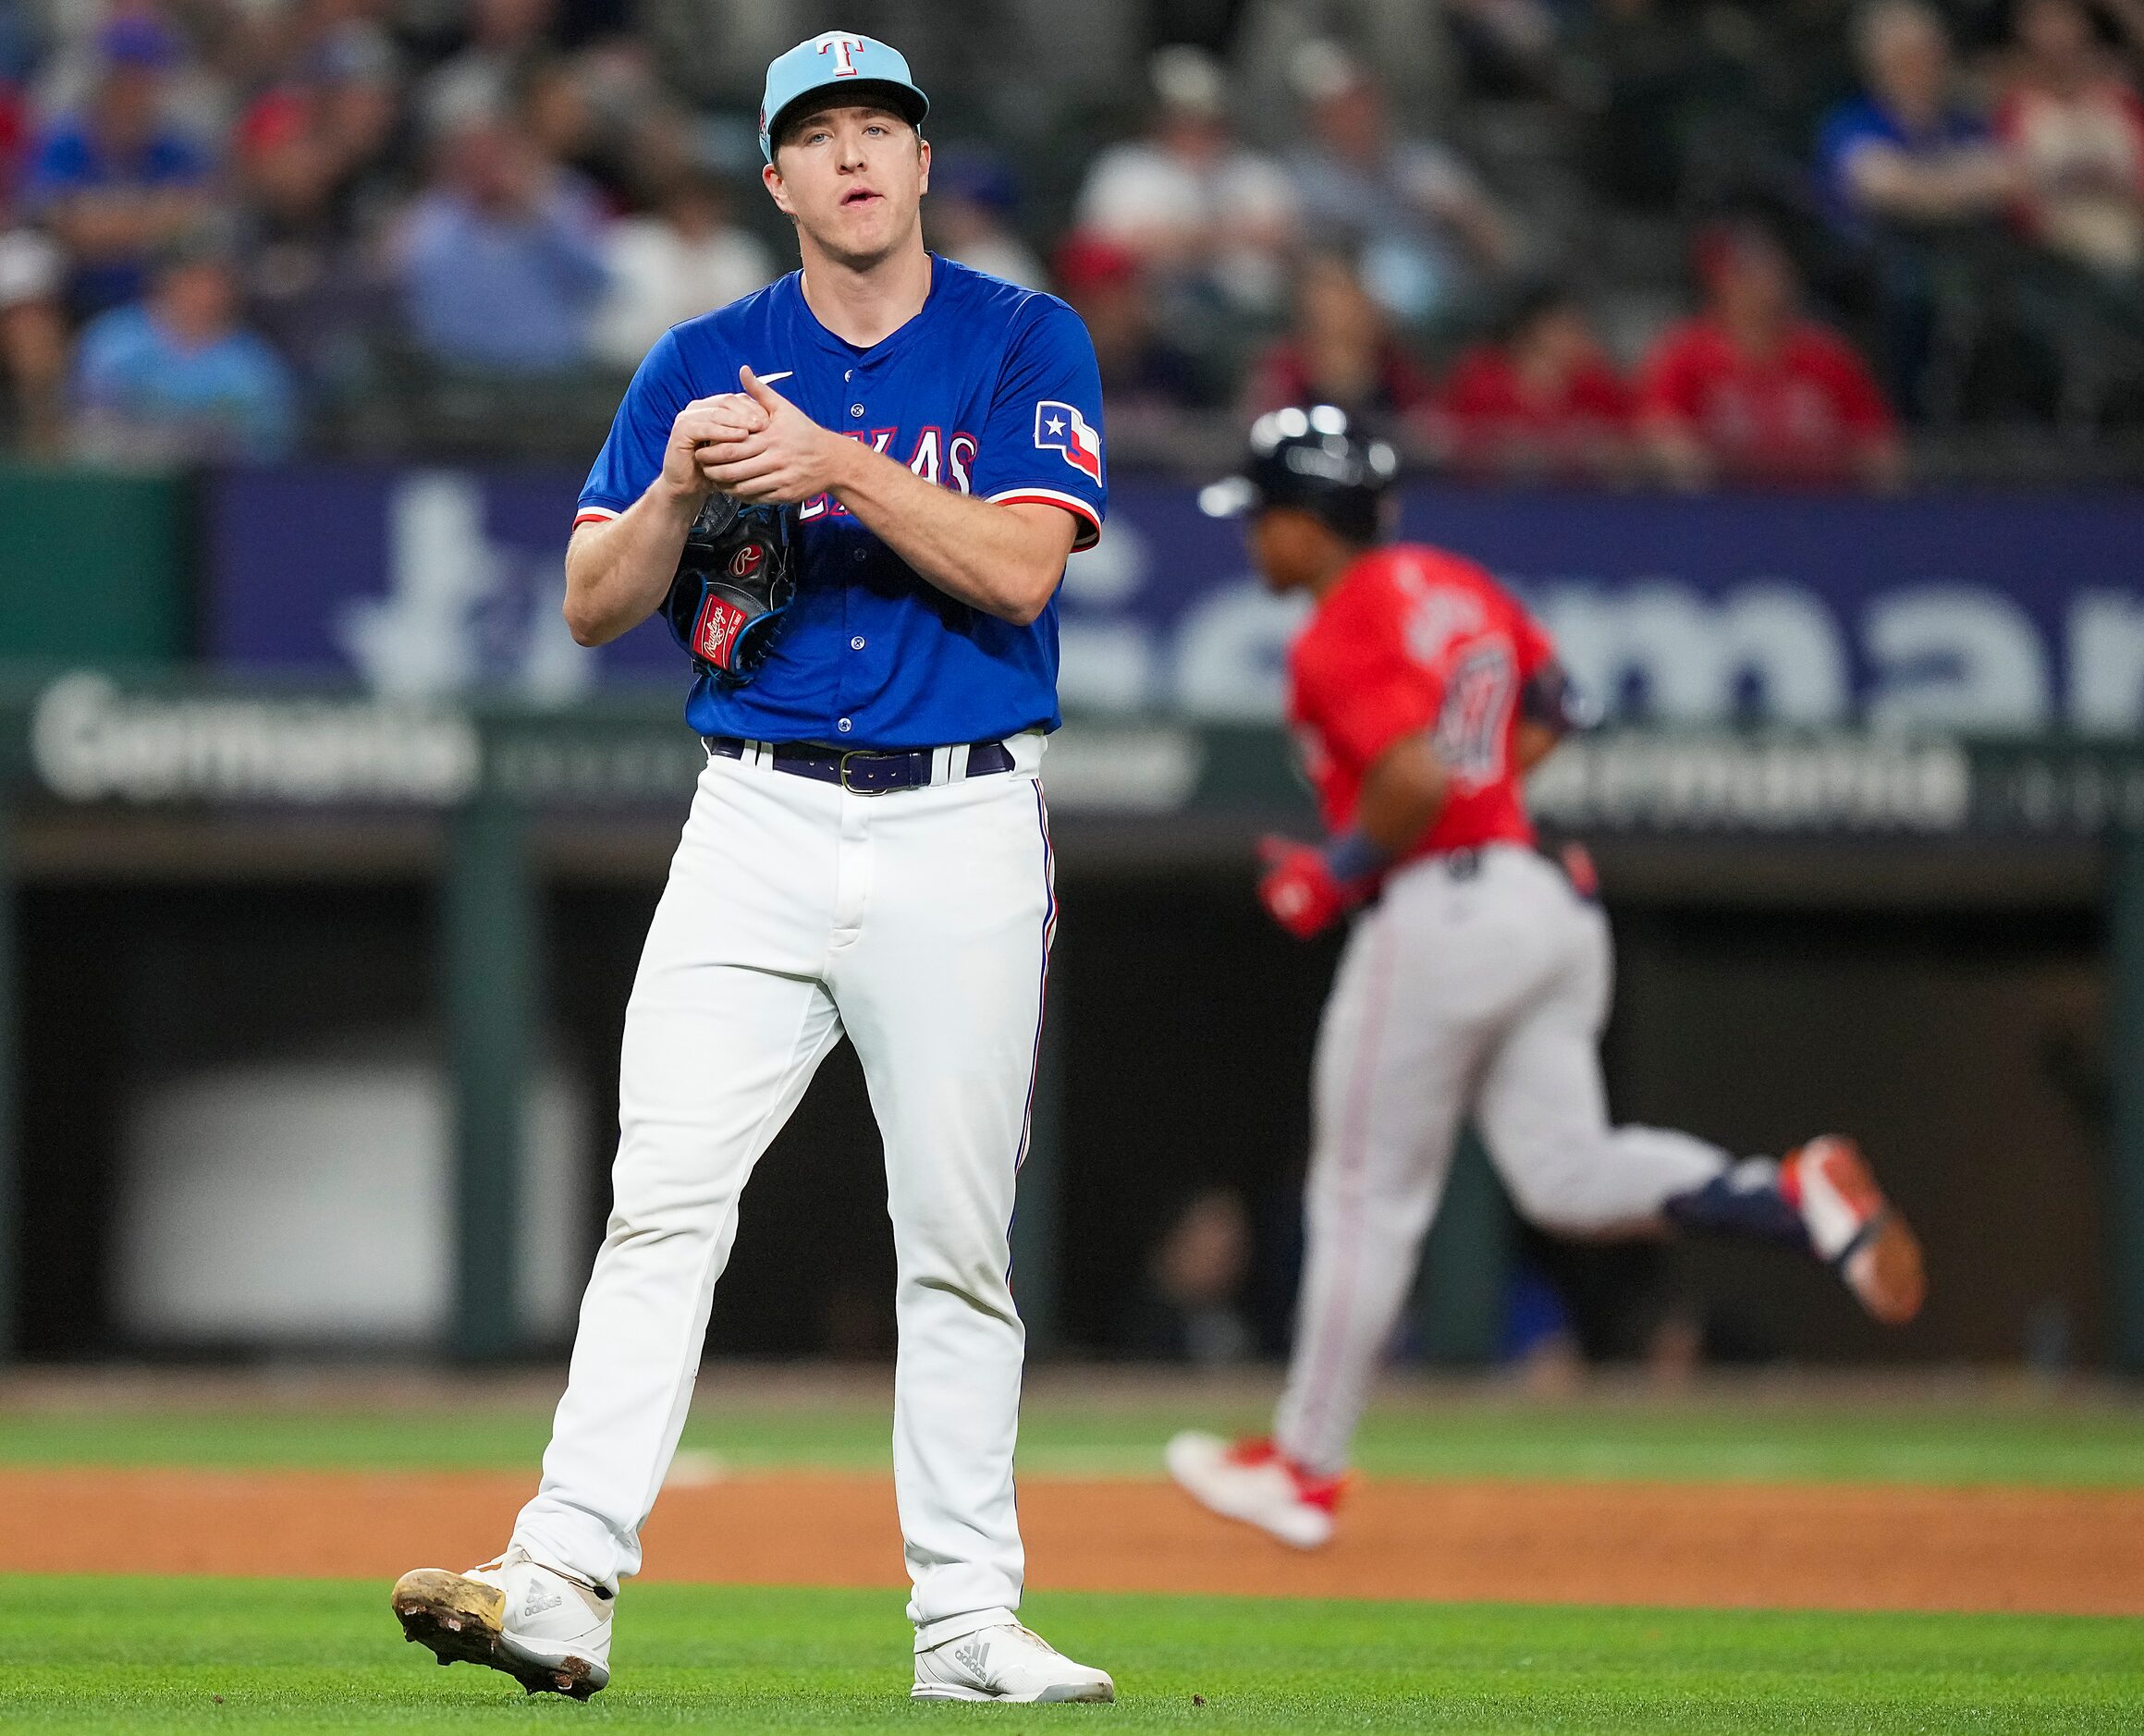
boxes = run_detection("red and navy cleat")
[1783,1136,1927,1326]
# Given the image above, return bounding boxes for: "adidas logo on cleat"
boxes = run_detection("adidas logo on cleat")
[522,1584,564,1620]
[953,1636,991,1677]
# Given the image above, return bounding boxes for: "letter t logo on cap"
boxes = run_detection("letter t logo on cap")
[818,33,867,76]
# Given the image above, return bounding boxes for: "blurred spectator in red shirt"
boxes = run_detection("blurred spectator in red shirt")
[1435,282,1636,481]
[1997,0,2144,278]
[1244,251,1436,430]
[1639,223,1903,489]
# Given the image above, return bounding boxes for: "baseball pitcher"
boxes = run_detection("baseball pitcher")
[390,31,1112,1704]
[1168,407,1926,1548]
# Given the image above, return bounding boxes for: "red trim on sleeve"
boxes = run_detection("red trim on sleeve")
[989,489,1103,551]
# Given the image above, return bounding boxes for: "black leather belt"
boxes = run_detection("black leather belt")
[703,735,1013,795]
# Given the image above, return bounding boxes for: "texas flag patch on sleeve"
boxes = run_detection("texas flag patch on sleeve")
[1034,400,1103,482]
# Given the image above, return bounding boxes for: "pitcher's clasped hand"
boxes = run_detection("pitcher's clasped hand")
[697,367,843,505]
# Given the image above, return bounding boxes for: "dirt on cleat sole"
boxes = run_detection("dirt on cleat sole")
[390,1569,599,1702]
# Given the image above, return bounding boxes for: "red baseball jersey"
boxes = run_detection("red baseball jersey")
[1286,543,1554,860]
[1636,316,1894,486]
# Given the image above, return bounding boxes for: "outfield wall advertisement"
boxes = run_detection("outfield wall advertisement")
[204,470,2144,734]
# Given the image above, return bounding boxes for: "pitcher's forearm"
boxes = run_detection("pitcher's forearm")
[565,481,704,646]
[828,442,1073,625]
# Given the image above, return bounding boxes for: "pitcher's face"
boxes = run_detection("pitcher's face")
[766,104,929,269]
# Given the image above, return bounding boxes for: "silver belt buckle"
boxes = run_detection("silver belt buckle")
[839,749,888,796]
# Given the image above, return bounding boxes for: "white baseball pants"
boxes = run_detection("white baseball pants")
[1274,844,1728,1475]
[512,734,1054,1649]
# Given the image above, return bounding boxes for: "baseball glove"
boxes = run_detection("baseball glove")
[662,493,799,684]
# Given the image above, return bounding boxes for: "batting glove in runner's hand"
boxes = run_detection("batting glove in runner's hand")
[1256,836,1371,939]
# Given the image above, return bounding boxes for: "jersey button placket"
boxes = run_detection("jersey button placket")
[835,553,865,736]
[836,361,875,760]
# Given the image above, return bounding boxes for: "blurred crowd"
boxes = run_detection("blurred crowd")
[3,0,2144,485]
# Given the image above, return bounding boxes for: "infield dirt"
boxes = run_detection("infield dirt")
[2,1465,2136,1616]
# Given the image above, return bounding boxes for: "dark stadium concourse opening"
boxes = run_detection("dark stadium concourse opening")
[5,856,2116,1368]
[14,881,445,1359]
[1602,899,2112,1368]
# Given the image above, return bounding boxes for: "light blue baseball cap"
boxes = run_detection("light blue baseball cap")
[759,31,929,164]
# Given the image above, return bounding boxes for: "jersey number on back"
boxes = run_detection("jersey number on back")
[1433,642,1515,791]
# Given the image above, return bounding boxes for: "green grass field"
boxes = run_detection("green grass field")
[4,1381,2142,1485]
[3,1577,2138,1734]
[4,1381,2140,1731]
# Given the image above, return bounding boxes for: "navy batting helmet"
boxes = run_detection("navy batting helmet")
[1198,405,1399,544]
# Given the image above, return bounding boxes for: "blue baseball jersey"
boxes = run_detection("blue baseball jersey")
[578,256,1106,750]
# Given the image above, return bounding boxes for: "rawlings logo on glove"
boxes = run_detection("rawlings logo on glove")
[663,494,799,684]
[689,593,753,668]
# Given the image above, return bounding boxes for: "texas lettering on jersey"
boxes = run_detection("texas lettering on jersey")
[801,424,982,519]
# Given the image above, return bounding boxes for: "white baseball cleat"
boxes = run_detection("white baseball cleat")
[911,1622,1115,1703]
[391,1546,613,1699]
[1784,1134,1927,1326]
[1166,1430,1345,1549]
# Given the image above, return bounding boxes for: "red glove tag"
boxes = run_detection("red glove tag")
[691,594,753,672]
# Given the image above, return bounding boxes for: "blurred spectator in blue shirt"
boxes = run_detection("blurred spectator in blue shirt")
[23,15,214,319]
[1817,0,2019,238]
[397,112,608,374]
[73,235,296,460]
[1285,39,1517,331]
[1817,0,2025,418]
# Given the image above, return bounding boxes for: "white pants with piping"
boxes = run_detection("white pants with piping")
[1274,845,1727,1475]
[513,734,1054,1649]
